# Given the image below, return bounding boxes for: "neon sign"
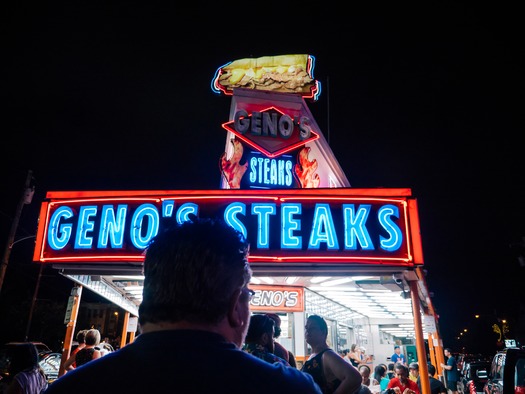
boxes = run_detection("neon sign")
[222,107,319,158]
[34,189,423,267]
[250,285,304,312]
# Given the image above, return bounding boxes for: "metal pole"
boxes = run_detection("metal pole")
[0,170,33,294]
[24,261,44,341]
[409,279,431,394]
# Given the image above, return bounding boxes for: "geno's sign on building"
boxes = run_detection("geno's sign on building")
[34,188,424,267]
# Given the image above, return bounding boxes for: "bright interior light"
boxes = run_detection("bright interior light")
[319,277,354,286]
[310,276,331,283]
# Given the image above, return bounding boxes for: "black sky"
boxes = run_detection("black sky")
[2,3,524,352]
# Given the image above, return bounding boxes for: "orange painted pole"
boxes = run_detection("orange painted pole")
[58,285,82,377]
[120,311,130,349]
[410,280,431,394]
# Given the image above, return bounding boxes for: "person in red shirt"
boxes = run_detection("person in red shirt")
[387,363,420,394]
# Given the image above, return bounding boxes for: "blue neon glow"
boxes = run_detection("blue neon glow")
[97,205,127,248]
[224,202,247,239]
[281,203,302,249]
[342,204,374,250]
[74,206,97,249]
[162,200,175,217]
[48,206,74,250]
[176,203,198,224]
[130,204,159,249]
[308,204,339,250]
[252,203,276,249]
[378,205,402,251]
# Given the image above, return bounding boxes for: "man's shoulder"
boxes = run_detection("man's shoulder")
[238,354,320,391]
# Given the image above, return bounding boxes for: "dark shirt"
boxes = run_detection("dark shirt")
[243,343,290,366]
[302,349,341,394]
[75,347,95,367]
[446,356,459,382]
[44,330,321,394]
[417,376,447,394]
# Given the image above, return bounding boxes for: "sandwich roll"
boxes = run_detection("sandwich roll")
[218,54,315,94]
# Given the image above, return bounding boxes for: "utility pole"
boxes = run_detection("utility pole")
[0,170,34,294]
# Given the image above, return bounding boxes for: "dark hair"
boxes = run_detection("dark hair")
[427,363,436,376]
[444,347,452,353]
[307,314,328,336]
[374,364,386,382]
[76,329,88,343]
[138,218,251,326]
[265,313,282,338]
[395,363,409,375]
[8,343,39,376]
[245,314,275,343]
[388,362,395,371]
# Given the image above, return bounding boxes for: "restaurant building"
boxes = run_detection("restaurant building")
[33,54,445,387]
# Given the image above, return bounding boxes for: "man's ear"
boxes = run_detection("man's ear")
[227,289,245,328]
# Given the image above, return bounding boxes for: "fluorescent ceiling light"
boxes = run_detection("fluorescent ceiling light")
[310,276,331,283]
[320,277,354,286]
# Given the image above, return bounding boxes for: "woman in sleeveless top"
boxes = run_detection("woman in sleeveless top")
[75,328,102,367]
[349,344,363,367]
[301,315,362,394]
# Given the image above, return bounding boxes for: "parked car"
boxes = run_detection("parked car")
[0,341,56,389]
[484,346,525,394]
[38,351,62,383]
[462,359,491,394]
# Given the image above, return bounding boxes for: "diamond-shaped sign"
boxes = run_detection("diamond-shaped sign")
[222,106,319,158]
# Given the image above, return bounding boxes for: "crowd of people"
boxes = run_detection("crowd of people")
[26,217,455,394]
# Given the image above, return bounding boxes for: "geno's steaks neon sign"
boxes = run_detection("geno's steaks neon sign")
[34,189,423,266]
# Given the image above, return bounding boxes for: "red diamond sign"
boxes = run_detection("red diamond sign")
[222,106,319,158]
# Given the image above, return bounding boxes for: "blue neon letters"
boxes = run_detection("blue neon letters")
[47,201,403,253]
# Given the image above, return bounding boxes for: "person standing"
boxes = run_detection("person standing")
[44,217,322,394]
[243,314,289,366]
[391,345,406,365]
[386,362,396,379]
[374,364,390,391]
[63,329,87,371]
[387,363,420,394]
[302,314,362,394]
[5,342,48,394]
[441,348,459,394]
[265,313,297,368]
[348,344,363,367]
[74,328,102,367]
[417,363,447,394]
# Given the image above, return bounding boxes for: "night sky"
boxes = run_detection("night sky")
[2,3,523,353]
